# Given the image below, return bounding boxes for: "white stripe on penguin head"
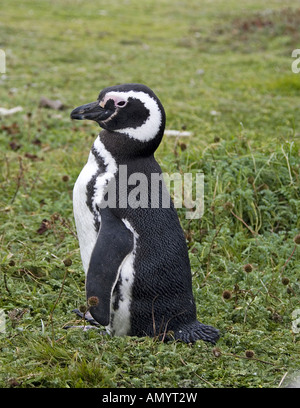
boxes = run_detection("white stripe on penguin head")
[101,90,162,142]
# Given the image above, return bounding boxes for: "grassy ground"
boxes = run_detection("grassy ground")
[0,0,299,388]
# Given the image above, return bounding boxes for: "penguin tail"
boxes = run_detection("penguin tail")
[173,320,220,344]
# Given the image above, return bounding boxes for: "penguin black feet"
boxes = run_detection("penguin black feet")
[63,309,107,333]
[72,308,100,326]
[173,320,220,344]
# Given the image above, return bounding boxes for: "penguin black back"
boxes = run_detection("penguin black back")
[71,83,219,344]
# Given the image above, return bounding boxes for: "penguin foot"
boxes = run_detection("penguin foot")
[72,309,100,326]
[63,309,102,331]
[173,321,220,344]
[63,324,101,331]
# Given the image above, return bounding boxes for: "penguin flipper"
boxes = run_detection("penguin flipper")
[86,208,134,326]
[173,321,220,344]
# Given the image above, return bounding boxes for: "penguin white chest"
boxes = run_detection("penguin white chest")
[73,138,118,274]
[73,152,99,273]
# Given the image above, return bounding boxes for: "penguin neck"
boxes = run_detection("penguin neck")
[98,128,164,163]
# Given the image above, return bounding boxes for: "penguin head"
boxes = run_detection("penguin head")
[71,84,166,151]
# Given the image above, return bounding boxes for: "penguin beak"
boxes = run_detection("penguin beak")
[70,101,112,122]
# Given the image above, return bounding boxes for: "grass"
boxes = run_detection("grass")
[0,0,299,388]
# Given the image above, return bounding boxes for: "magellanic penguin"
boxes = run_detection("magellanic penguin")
[70,83,219,344]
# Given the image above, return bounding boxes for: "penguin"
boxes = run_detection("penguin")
[70,83,219,344]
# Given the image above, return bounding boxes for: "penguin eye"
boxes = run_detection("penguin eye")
[116,100,127,107]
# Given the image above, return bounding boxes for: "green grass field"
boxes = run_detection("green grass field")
[0,0,299,388]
